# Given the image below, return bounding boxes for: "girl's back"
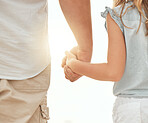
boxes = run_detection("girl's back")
[101,1,148,98]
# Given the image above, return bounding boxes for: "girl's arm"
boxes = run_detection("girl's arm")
[66,13,126,82]
[67,59,119,82]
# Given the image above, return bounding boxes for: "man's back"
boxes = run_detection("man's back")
[0,0,50,80]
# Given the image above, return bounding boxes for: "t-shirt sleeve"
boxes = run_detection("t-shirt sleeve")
[100,6,124,33]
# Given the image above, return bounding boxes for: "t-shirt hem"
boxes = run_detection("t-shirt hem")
[0,62,51,80]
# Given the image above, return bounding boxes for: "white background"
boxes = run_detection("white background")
[47,0,116,123]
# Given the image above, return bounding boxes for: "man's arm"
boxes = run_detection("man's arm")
[59,0,93,62]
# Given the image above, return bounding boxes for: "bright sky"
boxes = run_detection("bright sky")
[47,0,116,123]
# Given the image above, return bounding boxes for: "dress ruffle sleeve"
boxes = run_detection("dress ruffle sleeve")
[101,6,124,33]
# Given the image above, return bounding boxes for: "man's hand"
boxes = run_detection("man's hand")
[62,46,92,82]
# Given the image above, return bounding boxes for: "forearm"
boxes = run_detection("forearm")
[68,60,119,82]
[59,0,93,53]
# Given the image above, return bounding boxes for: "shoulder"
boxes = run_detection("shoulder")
[113,2,145,22]
[101,5,125,33]
[100,2,134,20]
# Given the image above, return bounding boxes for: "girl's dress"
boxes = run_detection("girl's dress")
[101,1,148,123]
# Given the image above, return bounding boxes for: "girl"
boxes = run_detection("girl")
[63,0,148,122]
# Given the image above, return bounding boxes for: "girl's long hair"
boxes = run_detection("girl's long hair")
[113,0,148,36]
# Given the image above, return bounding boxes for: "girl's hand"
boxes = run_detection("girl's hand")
[65,51,77,67]
[64,65,81,82]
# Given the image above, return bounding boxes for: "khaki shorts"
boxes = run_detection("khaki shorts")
[0,64,51,123]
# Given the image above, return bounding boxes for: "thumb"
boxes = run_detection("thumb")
[65,51,76,60]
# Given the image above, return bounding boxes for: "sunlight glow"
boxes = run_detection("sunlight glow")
[48,0,115,123]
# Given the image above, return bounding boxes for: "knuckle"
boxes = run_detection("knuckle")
[70,79,74,82]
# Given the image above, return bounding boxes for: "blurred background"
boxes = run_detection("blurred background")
[48,0,116,123]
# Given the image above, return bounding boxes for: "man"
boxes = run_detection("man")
[0,0,92,123]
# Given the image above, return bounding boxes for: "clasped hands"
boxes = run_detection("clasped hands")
[61,46,92,82]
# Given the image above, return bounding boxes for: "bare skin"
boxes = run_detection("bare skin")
[59,0,93,82]
[65,13,126,82]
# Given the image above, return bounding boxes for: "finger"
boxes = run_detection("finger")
[66,67,76,78]
[66,66,81,78]
[65,72,70,80]
[65,69,73,81]
[65,75,68,79]
[61,56,67,68]
[64,66,81,82]
[64,66,74,81]
[65,66,80,80]
[64,66,71,78]
[64,66,70,78]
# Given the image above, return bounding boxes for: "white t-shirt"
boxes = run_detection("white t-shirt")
[0,0,50,80]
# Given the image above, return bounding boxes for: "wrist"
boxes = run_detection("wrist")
[78,46,93,53]
[77,48,92,62]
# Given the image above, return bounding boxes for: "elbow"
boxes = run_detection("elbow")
[59,0,62,5]
[59,0,68,5]
[107,63,125,82]
[113,73,123,82]
[59,0,64,6]
[59,0,69,9]
[108,71,123,82]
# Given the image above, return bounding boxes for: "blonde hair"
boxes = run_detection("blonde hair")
[113,0,148,36]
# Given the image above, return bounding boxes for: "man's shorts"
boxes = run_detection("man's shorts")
[0,64,51,123]
[112,96,148,123]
